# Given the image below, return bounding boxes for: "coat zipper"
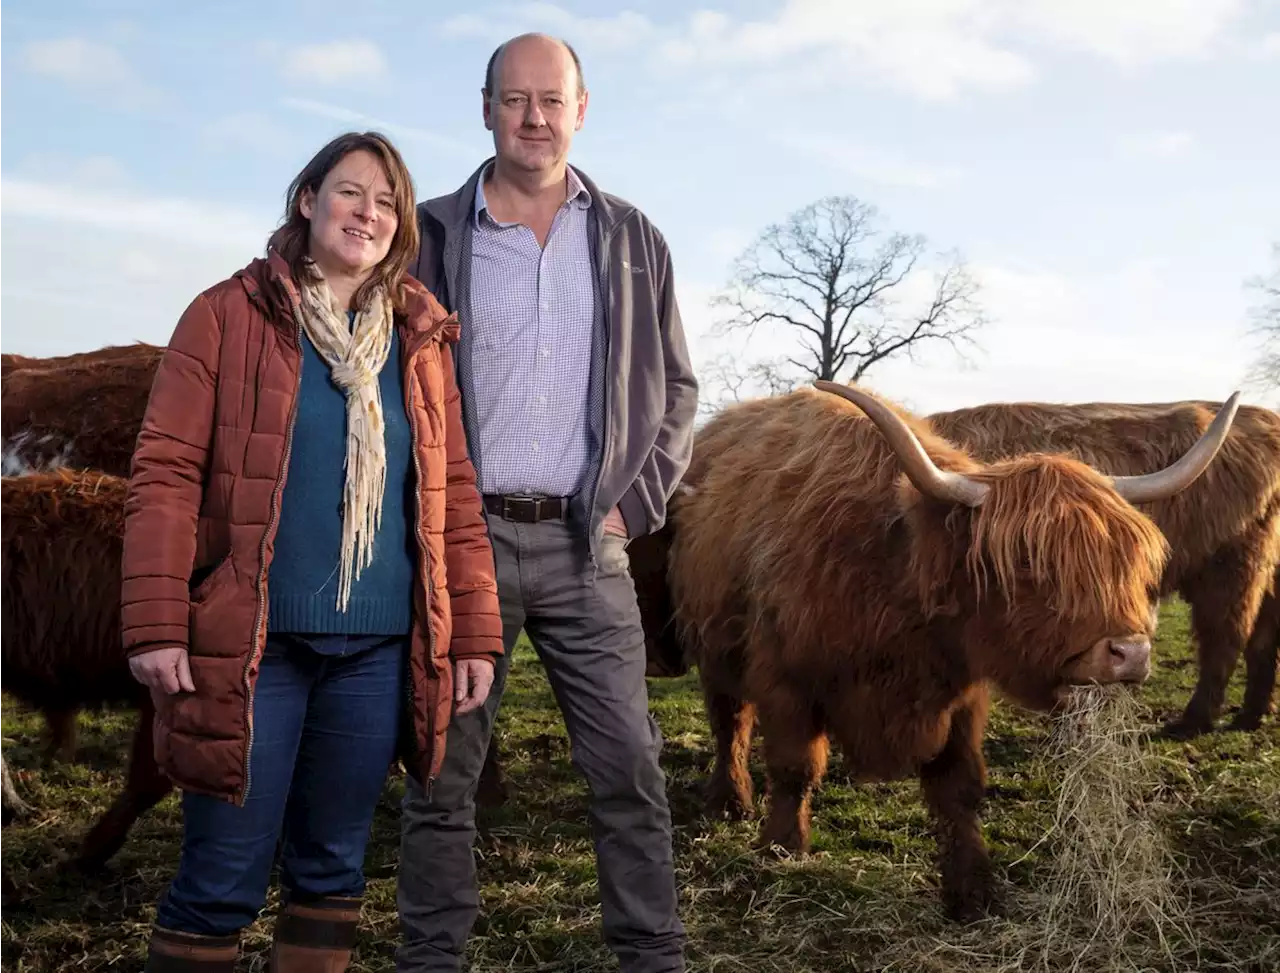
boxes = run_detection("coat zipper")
[403,332,438,800]
[587,225,615,566]
[240,312,303,806]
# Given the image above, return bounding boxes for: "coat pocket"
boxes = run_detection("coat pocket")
[190,550,235,603]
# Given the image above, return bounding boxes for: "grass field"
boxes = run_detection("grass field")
[3,598,1279,972]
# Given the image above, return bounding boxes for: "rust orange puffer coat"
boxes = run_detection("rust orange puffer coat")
[120,250,503,804]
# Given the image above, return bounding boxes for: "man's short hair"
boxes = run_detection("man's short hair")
[484,34,585,99]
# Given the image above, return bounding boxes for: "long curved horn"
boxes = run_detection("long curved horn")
[1108,391,1242,504]
[813,380,990,507]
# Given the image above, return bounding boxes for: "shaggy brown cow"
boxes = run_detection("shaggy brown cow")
[928,399,1280,735]
[669,382,1238,921]
[1,469,172,866]
[1,342,163,476]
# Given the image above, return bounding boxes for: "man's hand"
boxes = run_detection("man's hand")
[454,658,495,715]
[128,645,196,713]
[604,505,628,538]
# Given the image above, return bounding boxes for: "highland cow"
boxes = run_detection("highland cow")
[928,399,1280,735]
[1,342,163,476]
[0,469,171,866]
[668,382,1239,921]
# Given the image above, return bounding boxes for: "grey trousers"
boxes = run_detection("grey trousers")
[395,512,686,972]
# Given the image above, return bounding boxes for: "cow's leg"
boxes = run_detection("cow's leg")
[1233,589,1280,731]
[754,687,828,854]
[1,752,32,823]
[704,691,755,820]
[43,705,80,763]
[73,701,172,869]
[920,693,995,923]
[1169,547,1269,738]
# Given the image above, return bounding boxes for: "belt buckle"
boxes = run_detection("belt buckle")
[503,495,537,522]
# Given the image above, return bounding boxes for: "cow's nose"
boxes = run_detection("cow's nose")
[1108,636,1152,682]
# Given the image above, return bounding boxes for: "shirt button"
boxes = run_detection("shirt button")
[537,395,547,405]
[541,348,550,358]
[531,442,540,452]
[539,301,549,311]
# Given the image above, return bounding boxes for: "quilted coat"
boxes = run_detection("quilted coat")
[119,249,503,804]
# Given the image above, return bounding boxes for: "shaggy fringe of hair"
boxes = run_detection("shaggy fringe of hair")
[968,455,1171,624]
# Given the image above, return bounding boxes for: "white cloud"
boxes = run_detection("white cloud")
[1,214,252,358]
[777,133,962,190]
[1260,31,1280,56]
[1016,0,1246,66]
[278,97,486,160]
[442,1,1258,103]
[857,259,1252,413]
[201,112,297,157]
[659,2,1036,102]
[0,171,272,357]
[21,36,160,107]
[23,37,134,86]
[281,40,389,86]
[1119,131,1195,159]
[9,154,130,187]
[442,4,659,49]
[1,177,270,251]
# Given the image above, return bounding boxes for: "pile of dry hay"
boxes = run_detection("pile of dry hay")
[875,685,1252,973]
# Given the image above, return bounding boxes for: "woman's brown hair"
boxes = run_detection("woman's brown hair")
[267,131,420,312]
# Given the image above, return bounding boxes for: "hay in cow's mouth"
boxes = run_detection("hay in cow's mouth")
[1029,684,1191,967]
[869,684,1264,973]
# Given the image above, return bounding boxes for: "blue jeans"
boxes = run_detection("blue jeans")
[155,632,407,936]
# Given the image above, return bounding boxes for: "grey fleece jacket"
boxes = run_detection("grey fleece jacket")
[410,159,698,554]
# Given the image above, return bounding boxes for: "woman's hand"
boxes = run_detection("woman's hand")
[454,658,495,715]
[128,646,196,711]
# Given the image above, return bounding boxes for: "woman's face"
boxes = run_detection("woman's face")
[300,148,398,280]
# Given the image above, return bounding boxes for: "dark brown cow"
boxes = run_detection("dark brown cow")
[1,469,172,865]
[928,399,1280,735]
[1,342,163,476]
[1,343,165,832]
[668,382,1238,920]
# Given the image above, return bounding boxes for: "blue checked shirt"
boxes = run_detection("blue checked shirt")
[466,166,597,497]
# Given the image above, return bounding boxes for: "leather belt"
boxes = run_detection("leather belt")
[483,494,568,523]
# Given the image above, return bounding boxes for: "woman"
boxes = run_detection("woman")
[122,131,503,973]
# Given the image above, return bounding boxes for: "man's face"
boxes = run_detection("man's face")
[483,36,587,175]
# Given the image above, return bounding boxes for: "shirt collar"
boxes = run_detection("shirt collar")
[474,162,592,227]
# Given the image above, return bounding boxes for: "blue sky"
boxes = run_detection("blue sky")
[3,0,1278,414]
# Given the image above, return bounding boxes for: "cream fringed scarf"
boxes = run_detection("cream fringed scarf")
[294,267,395,611]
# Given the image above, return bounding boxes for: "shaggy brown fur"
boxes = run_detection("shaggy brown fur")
[1,342,163,475]
[929,399,1280,734]
[0,469,172,866]
[670,387,1179,921]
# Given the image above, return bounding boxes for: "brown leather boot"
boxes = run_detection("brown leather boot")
[270,894,361,972]
[143,925,239,971]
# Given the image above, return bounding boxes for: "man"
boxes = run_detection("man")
[397,32,698,973]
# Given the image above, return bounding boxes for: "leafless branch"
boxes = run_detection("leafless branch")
[711,195,986,384]
[1244,242,1280,393]
[697,353,803,416]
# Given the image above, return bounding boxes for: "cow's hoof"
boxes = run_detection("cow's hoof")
[754,821,808,856]
[1161,714,1213,740]
[941,855,1000,923]
[1226,710,1266,733]
[943,878,1000,923]
[705,784,754,821]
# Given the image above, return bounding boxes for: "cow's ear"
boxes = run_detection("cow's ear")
[905,499,974,617]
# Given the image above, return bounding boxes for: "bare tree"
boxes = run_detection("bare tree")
[698,353,801,416]
[711,195,986,384]
[1245,242,1280,392]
